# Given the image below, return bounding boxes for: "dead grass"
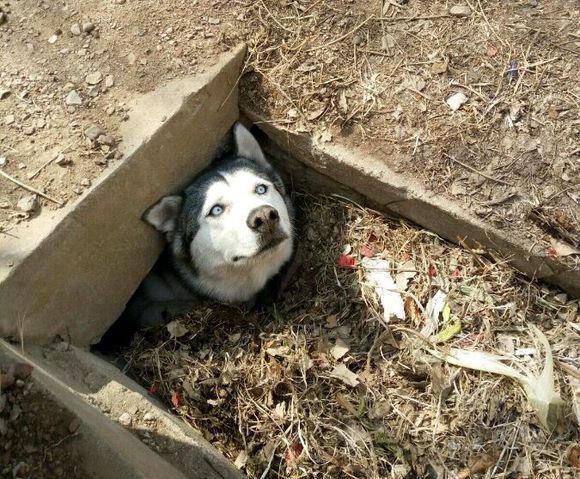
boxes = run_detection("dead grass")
[238,0,579,251]
[122,193,579,479]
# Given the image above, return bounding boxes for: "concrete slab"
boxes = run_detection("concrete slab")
[1,339,244,478]
[0,45,246,346]
[244,110,579,298]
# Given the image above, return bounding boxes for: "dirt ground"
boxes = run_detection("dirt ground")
[0,361,89,478]
[123,193,579,478]
[1,0,578,254]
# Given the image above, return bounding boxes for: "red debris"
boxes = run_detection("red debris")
[428,264,438,277]
[360,245,374,258]
[171,390,181,408]
[338,254,356,268]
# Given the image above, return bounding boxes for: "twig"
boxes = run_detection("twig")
[0,170,64,205]
[443,153,514,186]
[27,143,75,180]
[378,14,451,22]
[306,16,373,52]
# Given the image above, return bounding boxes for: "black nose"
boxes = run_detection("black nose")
[247,205,279,232]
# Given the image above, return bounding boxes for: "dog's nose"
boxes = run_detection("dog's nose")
[247,205,279,232]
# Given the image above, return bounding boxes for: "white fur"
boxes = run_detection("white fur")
[189,169,293,302]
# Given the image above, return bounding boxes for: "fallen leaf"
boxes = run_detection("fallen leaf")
[451,267,463,279]
[234,450,248,469]
[330,337,350,360]
[458,451,499,479]
[171,390,180,408]
[335,393,358,415]
[166,320,189,338]
[284,442,303,466]
[547,246,558,258]
[330,363,360,387]
[431,58,448,74]
[428,264,438,277]
[486,44,498,57]
[325,315,338,328]
[362,257,405,321]
[338,254,356,268]
[266,346,290,358]
[568,444,580,469]
[550,239,580,257]
[360,244,374,257]
[422,290,447,337]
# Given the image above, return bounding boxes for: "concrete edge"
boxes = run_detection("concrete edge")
[243,109,579,298]
[0,339,189,479]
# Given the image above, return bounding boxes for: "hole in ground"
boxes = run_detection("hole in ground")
[93,126,575,478]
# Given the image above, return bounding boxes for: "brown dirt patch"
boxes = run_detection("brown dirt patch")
[122,194,579,478]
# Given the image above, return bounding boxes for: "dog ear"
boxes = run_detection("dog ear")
[143,195,183,234]
[233,122,270,168]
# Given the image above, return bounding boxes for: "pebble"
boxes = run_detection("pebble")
[84,124,104,140]
[118,412,132,426]
[143,412,156,422]
[80,178,91,187]
[82,22,95,33]
[446,92,468,111]
[449,5,471,17]
[104,75,114,89]
[208,17,220,25]
[48,34,58,44]
[127,52,136,65]
[97,134,115,146]
[23,125,36,135]
[36,118,45,129]
[106,106,115,115]
[18,163,26,169]
[70,23,82,36]
[85,71,103,85]
[65,90,82,106]
[17,195,37,213]
[0,156,6,167]
[5,114,15,125]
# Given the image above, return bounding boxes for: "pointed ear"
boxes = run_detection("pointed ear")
[143,195,183,234]
[233,122,270,168]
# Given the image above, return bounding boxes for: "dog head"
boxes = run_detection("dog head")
[144,123,294,301]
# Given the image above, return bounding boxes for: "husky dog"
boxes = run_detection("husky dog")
[98,123,294,349]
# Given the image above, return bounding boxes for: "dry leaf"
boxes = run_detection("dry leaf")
[330,337,350,360]
[166,320,189,338]
[431,58,448,74]
[266,346,290,358]
[330,363,360,387]
[550,239,580,257]
[362,257,405,321]
[234,450,248,469]
[457,451,499,478]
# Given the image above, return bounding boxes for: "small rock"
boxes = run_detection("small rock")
[73,186,83,195]
[82,22,95,33]
[352,33,364,46]
[118,412,132,426]
[5,114,15,125]
[87,85,100,98]
[0,156,6,167]
[85,71,103,85]
[208,17,220,25]
[65,90,82,106]
[446,92,468,111]
[97,134,115,146]
[18,163,26,169]
[104,75,114,89]
[23,125,35,135]
[80,178,91,187]
[17,195,37,213]
[106,106,115,115]
[55,154,71,166]
[449,5,471,17]
[9,404,21,421]
[70,23,82,36]
[127,52,136,65]
[48,34,58,44]
[36,118,45,129]
[84,124,104,140]
[143,412,156,422]
[15,379,25,388]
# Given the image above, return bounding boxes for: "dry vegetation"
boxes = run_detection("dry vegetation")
[122,194,579,479]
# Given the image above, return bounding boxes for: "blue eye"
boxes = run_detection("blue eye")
[255,184,268,195]
[209,205,223,216]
